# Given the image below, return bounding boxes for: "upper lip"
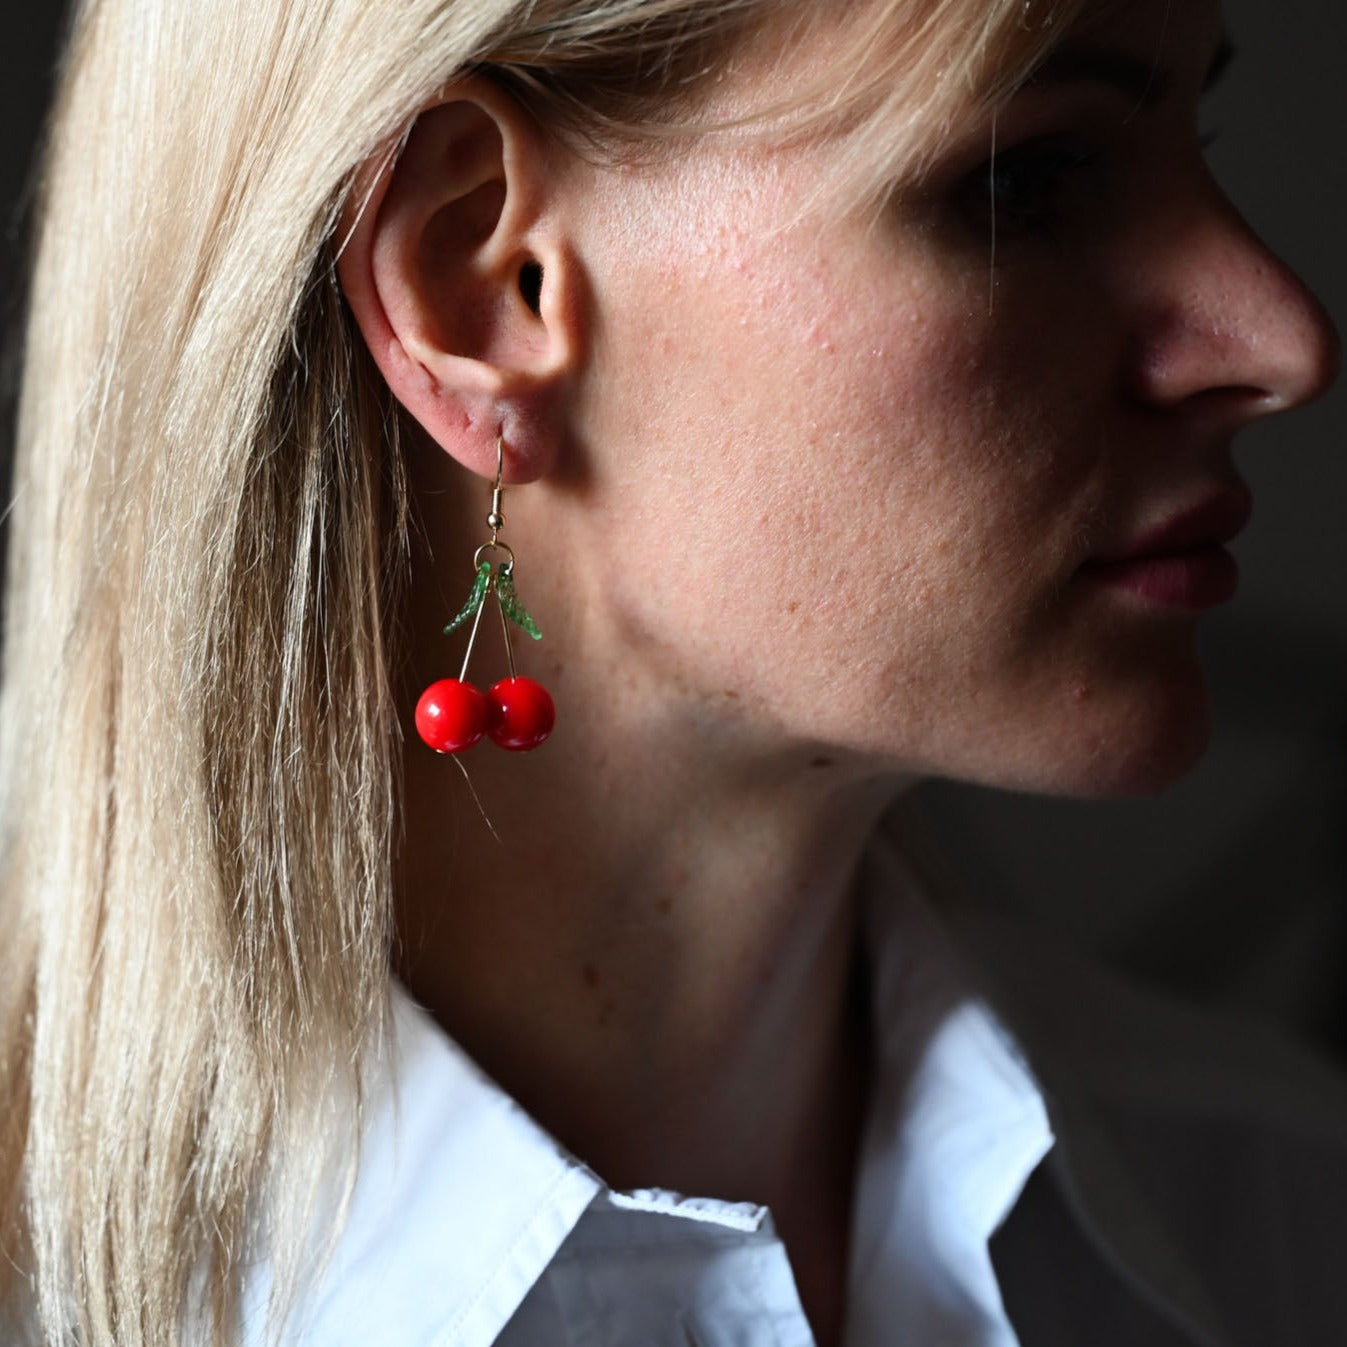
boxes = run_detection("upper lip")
[1087,486,1254,566]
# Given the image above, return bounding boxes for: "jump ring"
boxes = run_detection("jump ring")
[473,540,516,573]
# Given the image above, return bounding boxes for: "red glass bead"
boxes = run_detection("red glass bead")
[415,678,489,753]
[486,677,555,751]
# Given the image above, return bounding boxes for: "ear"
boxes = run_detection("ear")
[337,79,580,482]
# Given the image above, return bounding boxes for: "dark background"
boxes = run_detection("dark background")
[2,5,1343,1060]
[918,4,1347,1063]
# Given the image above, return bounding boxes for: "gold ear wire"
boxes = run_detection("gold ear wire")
[487,435,506,543]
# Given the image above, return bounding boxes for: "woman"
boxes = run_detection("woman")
[2,0,1345,1343]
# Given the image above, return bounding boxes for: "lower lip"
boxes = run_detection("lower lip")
[1081,546,1239,610]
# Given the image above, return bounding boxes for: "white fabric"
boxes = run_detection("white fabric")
[956,897,1347,1347]
[251,1004,601,1347]
[243,844,1347,1346]
[247,846,1052,1346]
[489,995,1051,1347]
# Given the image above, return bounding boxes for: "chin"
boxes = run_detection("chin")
[1041,667,1216,800]
[1075,721,1213,797]
[943,652,1217,801]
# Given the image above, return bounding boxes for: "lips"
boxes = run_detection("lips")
[1081,486,1253,611]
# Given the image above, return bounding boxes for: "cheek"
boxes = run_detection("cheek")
[577,168,1209,793]
[742,259,1092,648]
[727,277,1208,792]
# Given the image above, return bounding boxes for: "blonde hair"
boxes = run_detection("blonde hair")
[0,0,1088,1342]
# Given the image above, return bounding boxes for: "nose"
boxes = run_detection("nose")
[1128,185,1340,418]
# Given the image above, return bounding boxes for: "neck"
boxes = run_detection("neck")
[395,466,910,1344]
[397,719,897,1206]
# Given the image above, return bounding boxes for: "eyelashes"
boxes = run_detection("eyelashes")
[954,126,1224,242]
[960,135,1105,238]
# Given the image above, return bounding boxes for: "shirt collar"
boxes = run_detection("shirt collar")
[252,996,601,1347]
[847,842,1055,1344]
[253,842,1055,1347]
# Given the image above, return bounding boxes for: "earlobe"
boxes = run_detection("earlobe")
[337,80,579,482]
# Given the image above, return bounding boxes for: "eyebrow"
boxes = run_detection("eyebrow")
[1026,32,1236,107]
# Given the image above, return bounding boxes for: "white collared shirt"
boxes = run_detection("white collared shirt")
[246,845,1053,1346]
[243,844,1347,1346]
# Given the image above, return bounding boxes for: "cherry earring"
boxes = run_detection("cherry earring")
[415,438,555,754]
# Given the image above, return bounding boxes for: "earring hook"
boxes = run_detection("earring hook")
[488,435,506,545]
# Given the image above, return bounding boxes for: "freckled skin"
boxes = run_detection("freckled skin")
[496,0,1335,800]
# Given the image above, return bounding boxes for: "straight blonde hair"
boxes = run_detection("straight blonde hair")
[0,0,1089,1342]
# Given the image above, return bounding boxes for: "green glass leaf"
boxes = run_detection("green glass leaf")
[442,561,491,635]
[497,568,542,640]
